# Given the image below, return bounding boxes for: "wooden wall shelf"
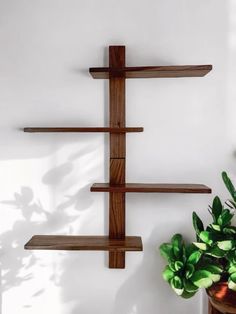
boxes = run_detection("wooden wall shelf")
[89,65,212,79]
[25,235,143,251]
[24,45,212,270]
[91,183,211,194]
[24,127,143,133]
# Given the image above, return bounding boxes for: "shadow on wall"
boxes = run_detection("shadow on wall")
[0,146,96,313]
[0,187,45,292]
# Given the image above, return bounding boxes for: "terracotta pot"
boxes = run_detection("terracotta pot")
[207,282,236,314]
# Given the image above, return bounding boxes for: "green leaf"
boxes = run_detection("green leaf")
[217,240,235,251]
[204,264,222,275]
[218,209,234,227]
[162,266,175,282]
[172,275,183,288]
[159,243,174,262]
[183,279,199,292]
[222,171,236,202]
[207,246,226,258]
[171,234,183,259]
[187,250,202,265]
[212,196,223,222]
[170,276,184,296]
[191,270,213,288]
[185,263,195,279]
[211,224,221,232]
[199,231,213,245]
[227,251,236,263]
[182,245,187,263]
[185,244,198,258]
[228,264,236,274]
[230,272,236,283]
[174,261,184,271]
[192,212,204,236]
[228,279,236,291]
[169,262,176,272]
[229,273,236,291]
[201,265,222,283]
[195,277,213,288]
[210,273,221,282]
[193,242,208,251]
[181,291,197,299]
[223,227,236,234]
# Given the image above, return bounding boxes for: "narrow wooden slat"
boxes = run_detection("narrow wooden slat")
[89,65,212,79]
[91,183,212,193]
[109,46,126,268]
[24,127,143,133]
[24,235,143,251]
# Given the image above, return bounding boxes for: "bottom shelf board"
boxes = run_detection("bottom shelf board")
[90,183,211,193]
[24,235,143,252]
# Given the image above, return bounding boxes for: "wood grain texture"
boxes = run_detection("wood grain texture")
[110,158,125,184]
[109,192,125,272]
[24,127,143,133]
[91,183,212,193]
[109,193,125,239]
[109,58,126,158]
[109,46,126,268]
[24,235,143,251]
[90,65,212,79]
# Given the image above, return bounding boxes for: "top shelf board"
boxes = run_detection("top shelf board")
[89,65,212,79]
[90,183,212,194]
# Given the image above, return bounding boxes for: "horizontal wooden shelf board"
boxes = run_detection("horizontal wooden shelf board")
[91,183,211,193]
[24,127,143,133]
[89,65,212,79]
[24,235,143,251]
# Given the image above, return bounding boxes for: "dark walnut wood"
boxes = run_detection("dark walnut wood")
[110,159,125,184]
[89,65,212,79]
[24,127,143,133]
[109,46,126,268]
[24,235,143,251]
[91,183,211,193]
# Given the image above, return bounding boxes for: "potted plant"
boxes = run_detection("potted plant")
[159,172,236,314]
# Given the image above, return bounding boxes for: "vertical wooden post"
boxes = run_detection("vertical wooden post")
[109,46,126,268]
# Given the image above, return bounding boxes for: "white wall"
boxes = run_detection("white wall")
[0,0,235,313]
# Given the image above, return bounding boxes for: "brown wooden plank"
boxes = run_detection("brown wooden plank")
[109,46,126,268]
[89,65,212,79]
[91,183,212,193]
[24,127,143,133]
[24,235,143,251]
